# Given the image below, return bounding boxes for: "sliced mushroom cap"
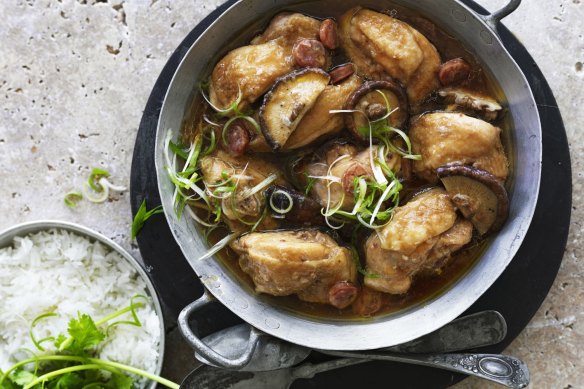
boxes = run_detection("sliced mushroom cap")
[439,87,503,122]
[260,68,330,151]
[265,185,324,225]
[437,164,509,236]
[343,79,409,142]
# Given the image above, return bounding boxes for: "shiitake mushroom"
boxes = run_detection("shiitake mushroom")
[265,185,324,225]
[343,79,409,143]
[437,164,509,236]
[259,68,330,151]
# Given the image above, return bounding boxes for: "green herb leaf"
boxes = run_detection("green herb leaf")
[110,373,133,389]
[54,371,83,389]
[64,192,83,209]
[66,314,105,352]
[131,200,164,239]
[10,369,36,386]
[88,168,110,192]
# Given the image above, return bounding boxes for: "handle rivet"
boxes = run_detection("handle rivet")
[451,8,467,22]
[265,317,281,329]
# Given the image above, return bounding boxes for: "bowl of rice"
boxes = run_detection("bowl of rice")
[0,220,165,388]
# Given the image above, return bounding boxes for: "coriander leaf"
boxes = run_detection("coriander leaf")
[66,314,105,352]
[109,373,133,389]
[53,334,67,350]
[131,199,163,239]
[10,369,36,386]
[54,372,83,389]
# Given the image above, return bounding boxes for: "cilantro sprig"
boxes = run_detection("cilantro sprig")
[0,297,178,389]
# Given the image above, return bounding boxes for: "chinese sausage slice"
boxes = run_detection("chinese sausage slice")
[364,189,473,294]
[231,230,358,309]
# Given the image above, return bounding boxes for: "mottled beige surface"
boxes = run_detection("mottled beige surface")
[0,0,582,388]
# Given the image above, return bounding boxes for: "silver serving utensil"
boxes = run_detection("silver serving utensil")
[196,310,506,371]
[181,352,529,389]
[180,358,367,389]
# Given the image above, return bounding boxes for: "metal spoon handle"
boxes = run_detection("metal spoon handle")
[323,351,529,388]
[291,358,368,380]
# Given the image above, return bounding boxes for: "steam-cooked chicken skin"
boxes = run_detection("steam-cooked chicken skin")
[364,189,473,294]
[231,230,358,307]
[209,41,294,111]
[339,8,441,107]
[409,112,509,183]
[209,13,326,111]
[251,12,321,48]
[199,150,286,231]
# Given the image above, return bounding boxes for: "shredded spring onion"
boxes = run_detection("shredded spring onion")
[200,84,243,117]
[198,232,239,260]
[239,173,279,200]
[64,191,83,208]
[269,190,293,214]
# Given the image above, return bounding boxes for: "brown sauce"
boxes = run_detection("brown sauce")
[181,3,511,320]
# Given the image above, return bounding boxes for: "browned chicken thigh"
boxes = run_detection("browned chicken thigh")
[231,230,358,308]
[409,112,509,183]
[339,7,441,108]
[209,13,327,111]
[251,12,321,48]
[364,189,472,294]
[199,150,286,232]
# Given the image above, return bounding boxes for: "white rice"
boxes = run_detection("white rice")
[0,229,161,386]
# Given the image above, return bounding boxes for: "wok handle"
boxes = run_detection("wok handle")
[481,0,522,30]
[178,290,262,370]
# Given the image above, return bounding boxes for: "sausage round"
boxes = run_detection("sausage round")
[319,19,339,50]
[292,39,326,68]
[328,281,359,309]
[225,120,251,156]
[342,163,370,195]
[438,58,472,86]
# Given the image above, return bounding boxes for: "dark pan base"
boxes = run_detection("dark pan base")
[130,1,572,387]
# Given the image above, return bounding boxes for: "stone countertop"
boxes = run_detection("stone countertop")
[0,0,581,387]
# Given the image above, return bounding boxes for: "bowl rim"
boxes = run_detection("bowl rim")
[0,220,166,388]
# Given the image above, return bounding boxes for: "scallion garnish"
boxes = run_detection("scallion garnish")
[131,199,164,239]
[63,191,83,208]
[87,168,110,192]
[269,189,293,214]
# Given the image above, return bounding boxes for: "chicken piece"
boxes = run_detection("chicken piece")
[439,87,503,122]
[210,13,328,113]
[199,150,286,232]
[339,7,441,108]
[232,230,357,307]
[306,142,402,211]
[251,12,321,48]
[283,75,363,150]
[409,112,509,183]
[364,189,473,294]
[209,41,294,111]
